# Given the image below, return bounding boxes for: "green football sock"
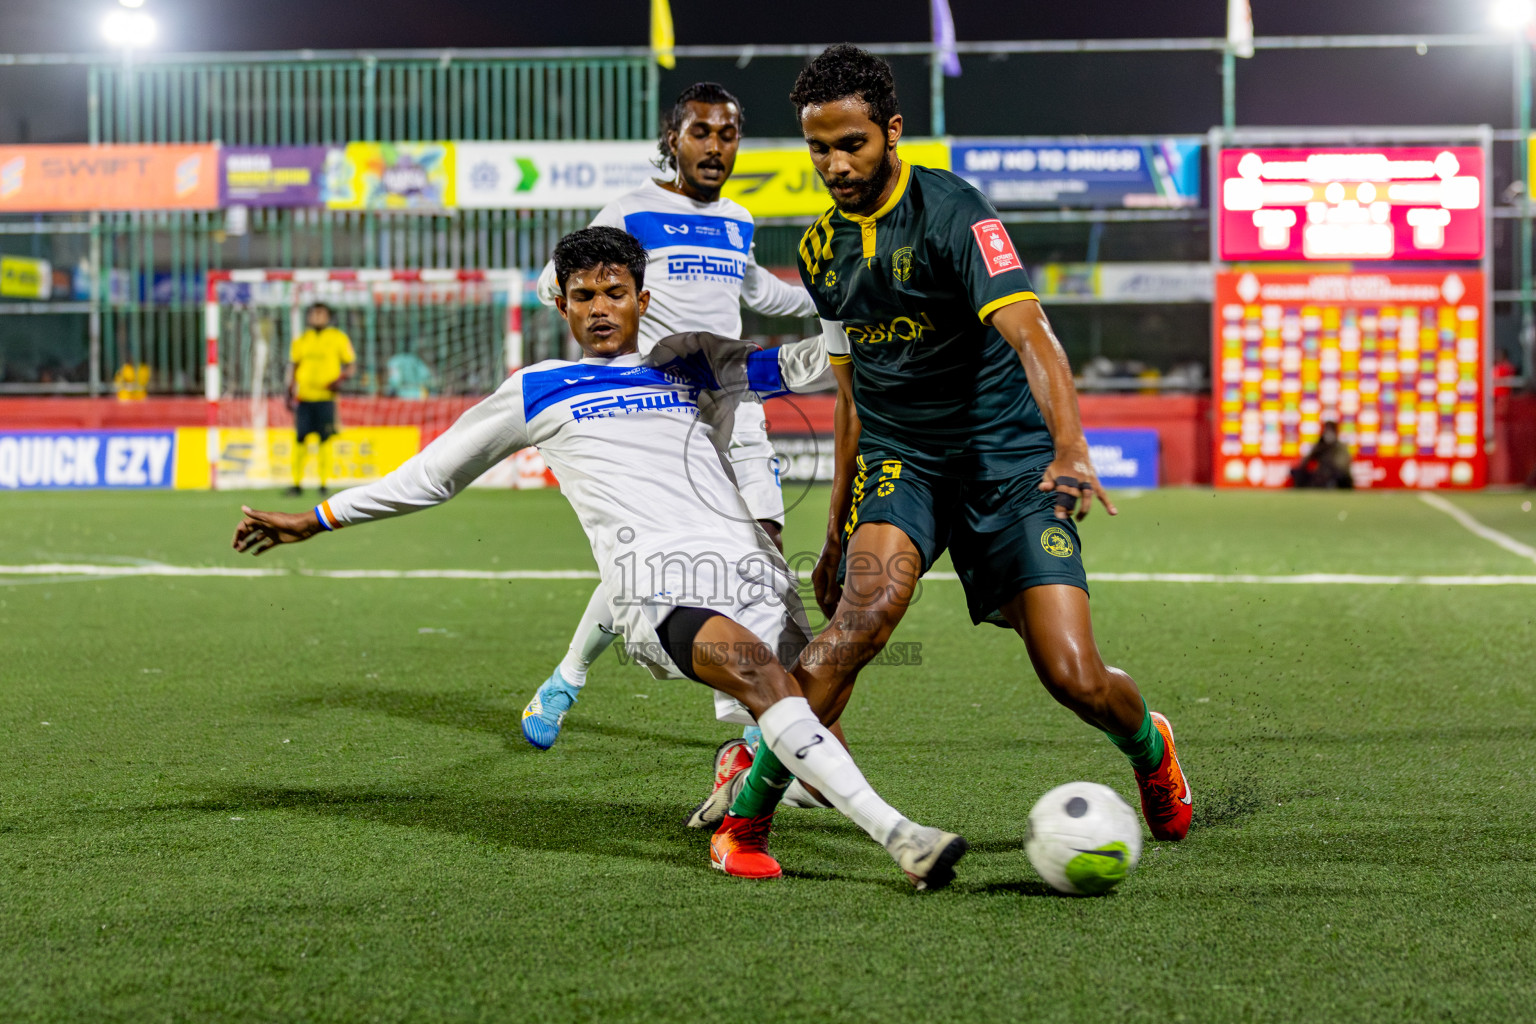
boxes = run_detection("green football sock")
[1104,703,1165,772]
[727,743,793,819]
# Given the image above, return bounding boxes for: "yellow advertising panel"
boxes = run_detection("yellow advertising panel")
[721,140,950,218]
[0,255,51,299]
[174,426,421,490]
[324,142,455,211]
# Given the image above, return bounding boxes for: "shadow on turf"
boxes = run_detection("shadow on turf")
[169,786,708,870]
[273,686,716,752]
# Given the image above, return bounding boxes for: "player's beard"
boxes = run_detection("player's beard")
[822,144,895,213]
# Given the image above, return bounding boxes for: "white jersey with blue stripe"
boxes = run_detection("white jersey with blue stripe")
[318,332,828,678]
[535,178,817,350]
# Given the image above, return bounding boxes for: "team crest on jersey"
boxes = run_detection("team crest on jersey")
[1040,526,1074,558]
[891,247,914,282]
[725,221,744,249]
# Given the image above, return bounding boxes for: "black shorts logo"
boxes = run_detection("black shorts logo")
[1040,526,1074,558]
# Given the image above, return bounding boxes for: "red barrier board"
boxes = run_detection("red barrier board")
[1218,147,1484,261]
[1215,271,1485,489]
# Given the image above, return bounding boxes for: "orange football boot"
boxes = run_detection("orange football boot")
[1133,711,1192,841]
[710,813,782,879]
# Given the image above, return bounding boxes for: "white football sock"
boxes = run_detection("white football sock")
[782,779,833,809]
[757,696,906,846]
[557,585,617,688]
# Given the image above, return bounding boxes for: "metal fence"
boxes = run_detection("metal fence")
[71,55,652,393]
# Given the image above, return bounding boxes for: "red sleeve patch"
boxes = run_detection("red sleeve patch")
[970,219,1022,278]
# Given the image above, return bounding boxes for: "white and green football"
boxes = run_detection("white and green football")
[1024,781,1142,895]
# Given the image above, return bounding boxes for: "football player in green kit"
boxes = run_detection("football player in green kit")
[711,45,1193,851]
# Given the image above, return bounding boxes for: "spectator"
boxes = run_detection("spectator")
[1291,420,1353,489]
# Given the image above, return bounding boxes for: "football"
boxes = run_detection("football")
[1024,782,1143,895]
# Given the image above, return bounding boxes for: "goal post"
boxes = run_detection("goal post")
[204,267,532,490]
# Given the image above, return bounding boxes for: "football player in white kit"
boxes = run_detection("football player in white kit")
[231,227,968,887]
[521,83,820,767]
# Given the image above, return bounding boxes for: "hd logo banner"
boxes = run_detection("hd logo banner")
[0,431,176,490]
[0,145,219,212]
[455,141,658,210]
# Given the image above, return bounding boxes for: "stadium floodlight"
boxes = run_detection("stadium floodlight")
[101,9,156,48]
[117,0,146,8]
[1491,0,1536,31]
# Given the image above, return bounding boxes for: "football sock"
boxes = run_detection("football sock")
[783,779,833,809]
[318,440,333,490]
[727,744,793,819]
[291,440,307,486]
[557,586,617,688]
[1104,702,1166,772]
[757,697,905,846]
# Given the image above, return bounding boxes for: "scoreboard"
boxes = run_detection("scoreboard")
[1218,147,1484,262]
[1215,271,1485,489]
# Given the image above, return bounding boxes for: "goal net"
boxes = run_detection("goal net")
[204,268,551,490]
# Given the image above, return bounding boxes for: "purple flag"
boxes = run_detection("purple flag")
[931,0,961,77]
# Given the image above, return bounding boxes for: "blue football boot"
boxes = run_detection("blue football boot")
[521,668,580,751]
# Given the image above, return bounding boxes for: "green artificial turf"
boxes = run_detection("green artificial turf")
[1,487,1533,1023]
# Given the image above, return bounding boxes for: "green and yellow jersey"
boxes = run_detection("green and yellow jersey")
[797,161,1049,478]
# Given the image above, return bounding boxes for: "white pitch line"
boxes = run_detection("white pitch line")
[1418,493,1536,566]
[0,563,597,581]
[3,564,1536,586]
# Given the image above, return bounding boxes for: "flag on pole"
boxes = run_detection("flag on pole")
[1227,0,1255,59]
[931,0,961,77]
[651,0,676,70]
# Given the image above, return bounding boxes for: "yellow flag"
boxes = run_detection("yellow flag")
[651,0,676,70]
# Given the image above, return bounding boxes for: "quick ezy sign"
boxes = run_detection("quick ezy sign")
[0,431,176,489]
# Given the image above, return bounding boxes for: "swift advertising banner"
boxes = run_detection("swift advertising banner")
[952,139,1201,209]
[0,431,176,490]
[721,140,950,218]
[1218,146,1484,261]
[1215,270,1485,489]
[324,142,455,211]
[172,427,421,490]
[0,145,219,212]
[221,146,331,207]
[456,141,658,210]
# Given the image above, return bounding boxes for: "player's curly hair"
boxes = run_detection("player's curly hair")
[552,226,649,293]
[789,44,901,128]
[656,81,745,171]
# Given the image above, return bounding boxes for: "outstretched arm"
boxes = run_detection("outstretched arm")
[231,375,532,555]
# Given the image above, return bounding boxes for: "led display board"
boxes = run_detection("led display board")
[1218,147,1483,261]
[1215,271,1485,489]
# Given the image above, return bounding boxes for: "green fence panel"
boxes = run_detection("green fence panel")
[86,55,652,393]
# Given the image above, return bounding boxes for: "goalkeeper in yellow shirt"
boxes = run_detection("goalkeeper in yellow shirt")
[284,303,355,496]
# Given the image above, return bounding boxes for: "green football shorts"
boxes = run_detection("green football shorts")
[837,452,1089,626]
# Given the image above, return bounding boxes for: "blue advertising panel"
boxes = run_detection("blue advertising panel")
[952,139,1202,209]
[0,431,176,490]
[1085,429,1160,488]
